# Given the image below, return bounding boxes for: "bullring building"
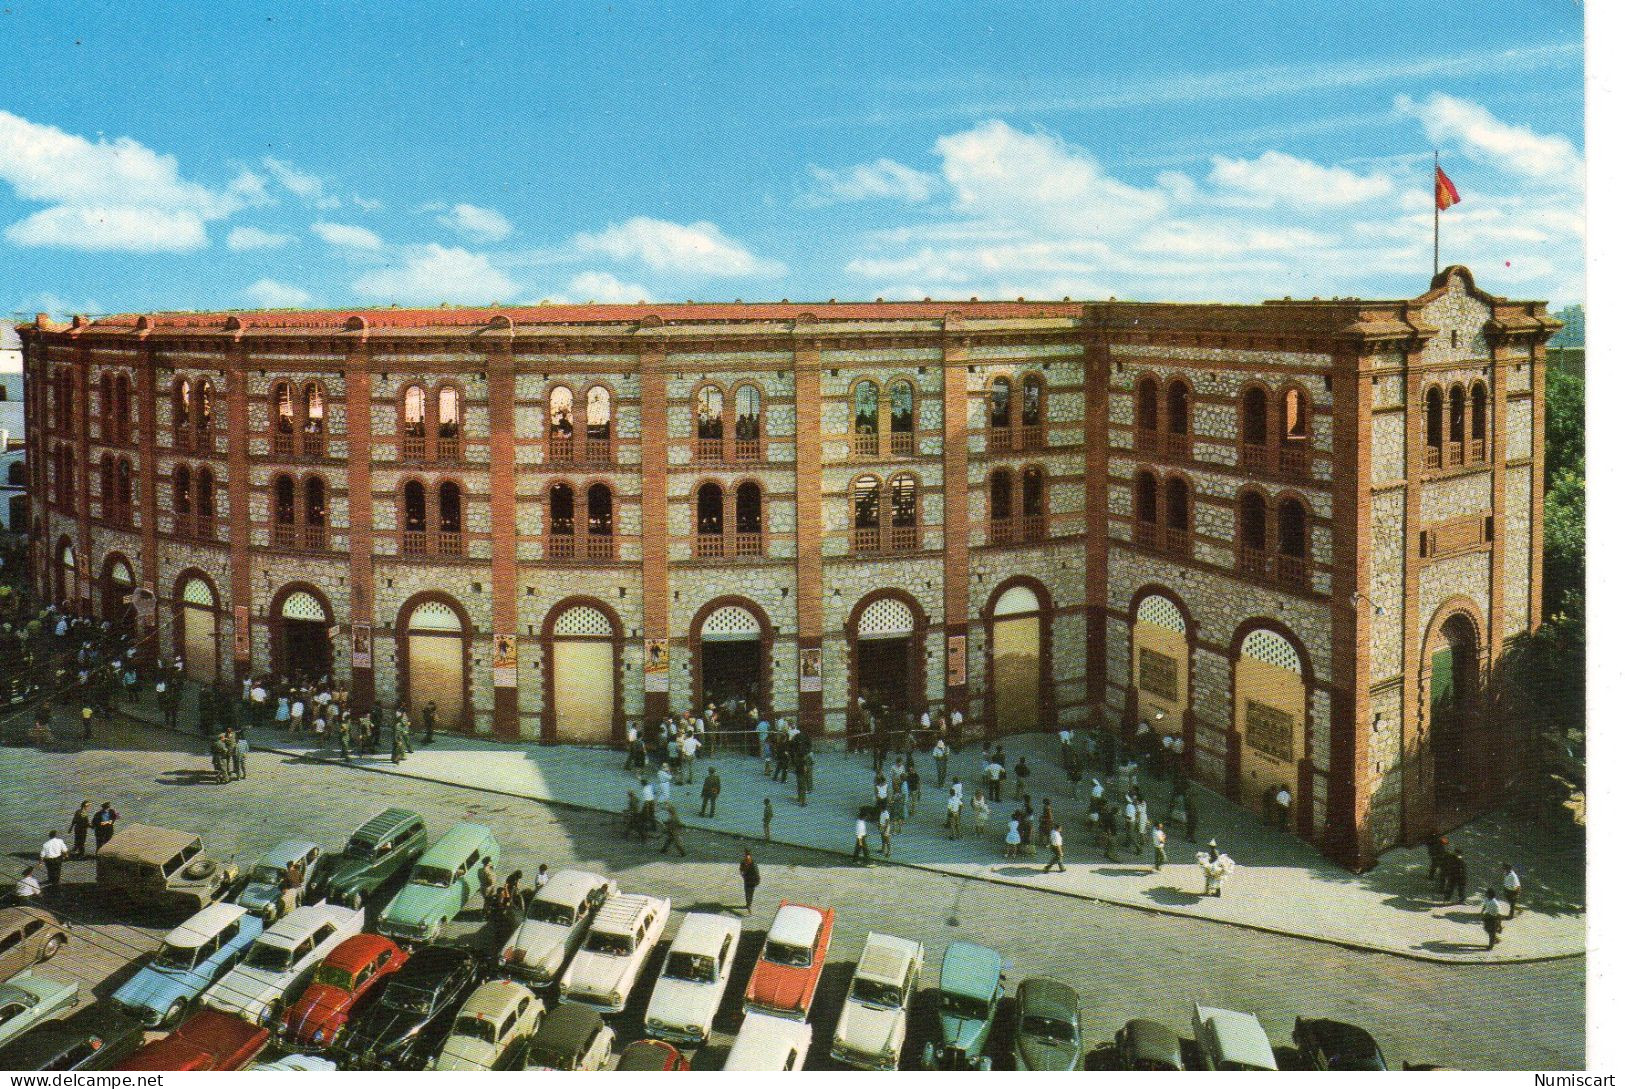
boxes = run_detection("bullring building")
[17,266,1556,869]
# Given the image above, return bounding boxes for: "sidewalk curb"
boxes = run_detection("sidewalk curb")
[123,707,1580,967]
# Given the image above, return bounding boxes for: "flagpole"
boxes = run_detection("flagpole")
[1433,150,1440,277]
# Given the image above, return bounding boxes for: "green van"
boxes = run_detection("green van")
[376,823,499,943]
[921,941,1005,1071]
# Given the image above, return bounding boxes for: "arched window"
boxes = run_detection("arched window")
[1277,497,1308,586]
[99,454,115,523]
[1135,470,1159,548]
[696,482,725,558]
[1021,466,1046,541]
[402,480,427,553]
[852,474,881,552]
[988,376,1012,445]
[735,481,762,555]
[1447,384,1466,465]
[1137,375,1160,435]
[583,385,611,462]
[550,481,576,538]
[195,381,214,442]
[735,384,762,443]
[403,385,427,459]
[1165,379,1191,458]
[272,381,296,457]
[695,385,724,460]
[1470,381,1488,461]
[1021,374,1043,428]
[1238,490,1269,576]
[115,375,131,443]
[100,373,114,442]
[888,380,915,456]
[174,379,192,448]
[1240,386,1269,465]
[989,468,1014,524]
[196,467,216,525]
[437,481,463,555]
[550,386,575,436]
[434,385,462,462]
[303,476,326,526]
[1165,476,1190,553]
[586,482,614,559]
[1424,385,1443,468]
[272,475,296,549]
[60,447,74,508]
[173,464,192,523]
[1279,387,1310,475]
[890,473,919,549]
[852,381,879,456]
[116,456,131,522]
[301,382,326,456]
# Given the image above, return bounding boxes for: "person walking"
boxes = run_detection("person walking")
[905,763,921,818]
[1442,848,1469,905]
[390,720,407,764]
[739,850,761,915]
[1500,863,1522,918]
[986,757,1004,803]
[656,762,674,804]
[13,866,42,902]
[1003,814,1021,860]
[1152,822,1168,870]
[421,700,437,745]
[1425,832,1448,881]
[972,790,989,838]
[639,780,657,841]
[932,738,951,789]
[878,806,893,858]
[337,714,353,761]
[90,803,118,852]
[1273,785,1292,831]
[1481,888,1507,950]
[852,815,871,864]
[659,806,687,856]
[69,802,92,859]
[945,791,962,839]
[210,731,231,784]
[39,831,68,889]
[762,798,774,843]
[395,709,415,754]
[1122,798,1140,856]
[1042,824,1066,873]
[700,767,721,818]
[478,858,498,912]
[623,724,641,771]
[233,731,249,781]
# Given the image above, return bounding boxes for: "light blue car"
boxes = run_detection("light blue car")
[111,902,264,1028]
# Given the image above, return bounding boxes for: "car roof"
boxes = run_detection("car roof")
[1195,1006,1276,1068]
[351,808,421,844]
[590,893,665,935]
[1123,1018,1182,1060]
[668,912,741,955]
[766,903,827,948]
[258,903,355,948]
[0,905,63,932]
[728,1012,812,1062]
[618,1040,680,1070]
[537,869,607,905]
[321,934,399,973]
[0,1004,141,1067]
[1297,1018,1380,1053]
[164,903,250,948]
[419,822,494,865]
[392,944,472,983]
[854,932,921,984]
[1017,976,1079,1020]
[99,823,201,862]
[533,1003,604,1050]
[942,941,1003,996]
[254,840,319,867]
[459,979,532,1020]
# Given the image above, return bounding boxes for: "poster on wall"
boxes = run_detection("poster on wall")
[799,647,823,693]
[946,634,967,688]
[643,638,669,692]
[351,623,372,669]
[493,633,518,688]
[233,605,251,660]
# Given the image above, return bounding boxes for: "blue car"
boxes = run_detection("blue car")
[111,902,264,1028]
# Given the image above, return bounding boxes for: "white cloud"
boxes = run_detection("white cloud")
[574,216,785,277]
[243,278,312,308]
[353,244,518,304]
[804,158,935,205]
[351,195,383,211]
[312,221,384,250]
[227,225,294,251]
[561,271,650,303]
[5,206,208,252]
[1395,93,1583,187]
[262,156,342,207]
[1207,150,1393,208]
[438,202,512,243]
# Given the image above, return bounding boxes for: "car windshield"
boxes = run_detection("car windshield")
[344,837,374,859]
[528,900,576,926]
[153,943,199,970]
[1022,1014,1075,1042]
[763,940,811,968]
[939,992,989,1019]
[663,952,715,982]
[453,1017,498,1044]
[312,965,357,991]
[528,1045,571,1069]
[250,864,285,885]
[584,931,632,956]
[244,943,293,972]
[851,978,901,1008]
[410,865,454,888]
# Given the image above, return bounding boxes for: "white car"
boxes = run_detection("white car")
[643,911,742,1045]
[434,979,544,1071]
[557,893,669,1013]
[497,870,617,985]
[200,903,364,1026]
[830,931,924,1070]
[1192,1005,1280,1071]
[724,1012,813,1071]
[250,1055,338,1072]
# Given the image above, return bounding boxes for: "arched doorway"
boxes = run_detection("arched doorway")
[275,588,333,683]
[989,584,1044,735]
[56,538,76,609]
[177,576,220,684]
[849,593,924,728]
[549,602,618,744]
[102,556,135,627]
[1428,612,1481,810]
[401,598,468,732]
[694,601,769,718]
[1132,593,1189,737]
[1232,627,1308,824]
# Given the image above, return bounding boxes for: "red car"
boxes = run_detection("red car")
[280,933,409,1049]
[617,1039,690,1071]
[743,902,835,1022]
[117,1008,270,1071]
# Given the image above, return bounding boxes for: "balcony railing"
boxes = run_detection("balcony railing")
[1241,443,1271,473]
[435,435,463,463]
[403,529,428,556]
[272,523,298,550]
[1238,545,1271,579]
[991,518,1015,545]
[890,524,919,551]
[300,431,326,458]
[1468,438,1486,463]
[853,431,880,458]
[1278,442,1309,477]
[272,432,295,458]
[988,427,1012,453]
[549,533,576,560]
[1445,441,1464,468]
[1162,526,1189,556]
[1134,520,1158,549]
[302,525,327,551]
[549,434,575,462]
[1425,445,1443,470]
[582,436,610,464]
[585,533,615,561]
[734,531,762,557]
[696,533,726,559]
[1023,513,1046,543]
[433,531,462,558]
[1019,423,1044,451]
[853,526,881,553]
[1163,431,1191,462]
[890,431,915,457]
[175,429,192,453]
[403,434,427,461]
[695,437,724,463]
[734,437,761,462]
[195,429,217,455]
[1276,553,1309,588]
[1135,428,1161,455]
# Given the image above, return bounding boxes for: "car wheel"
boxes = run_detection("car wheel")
[39,934,64,961]
[163,998,190,1028]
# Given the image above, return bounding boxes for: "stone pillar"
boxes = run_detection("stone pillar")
[343,341,376,709]
[135,344,160,666]
[486,335,519,739]
[940,329,970,724]
[224,341,254,683]
[639,343,671,725]
[1082,325,1110,730]
[1399,340,1430,843]
[73,341,92,615]
[792,333,825,732]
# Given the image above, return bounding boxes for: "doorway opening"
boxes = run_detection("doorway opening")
[278,590,333,683]
[696,603,766,721]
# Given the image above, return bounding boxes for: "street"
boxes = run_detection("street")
[0,714,1584,1070]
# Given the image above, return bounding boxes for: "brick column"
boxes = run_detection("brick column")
[1528,340,1547,627]
[639,344,671,725]
[224,342,254,683]
[1398,343,1430,842]
[1082,325,1110,730]
[135,345,160,665]
[73,342,91,614]
[486,336,519,739]
[344,342,376,709]
[792,336,825,732]
[940,330,969,723]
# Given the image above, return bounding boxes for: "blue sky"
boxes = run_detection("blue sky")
[0,0,1585,317]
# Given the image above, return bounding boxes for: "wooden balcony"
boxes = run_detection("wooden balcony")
[987,427,1012,453]
[1238,545,1271,579]
[175,429,192,453]
[435,436,463,463]
[695,533,726,559]
[734,531,763,557]
[1134,520,1158,549]
[402,529,428,556]
[991,518,1015,545]
[403,434,427,461]
[300,432,326,458]
[1135,428,1161,455]
[1018,424,1043,451]
[1276,554,1309,588]
[301,525,327,551]
[1241,443,1271,473]
[1278,442,1309,478]
[549,533,576,560]
[1163,432,1191,462]
[890,431,915,457]
[695,437,724,463]
[1468,438,1486,463]
[853,526,882,553]
[733,437,761,462]
[272,432,295,458]
[435,531,464,558]
[1163,526,1189,556]
[1425,445,1443,470]
[853,431,880,457]
[890,524,919,551]
[1445,441,1464,468]
[549,434,575,462]
[581,437,610,464]
[585,533,615,561]
[272,523,298,550]
[1023,514,1046,543]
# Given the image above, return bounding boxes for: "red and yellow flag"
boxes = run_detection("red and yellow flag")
[1435,165,1461,211]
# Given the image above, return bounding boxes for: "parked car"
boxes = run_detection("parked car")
[116,1008,270,1072]
[0,1003,144,1071]
[96,824,239,914]
[643,911,741,1045]
[234,840,323,922]
[742,901,835,1022]
[523,1003,616,1071]
[723,1011,813,1071]
[279,933,409,1050]
[0,972,79,1050]
[616,1038,689,1071]
[921,941,1004,1070]
[111,901,264,1028]
[497,868,616,985]
[830,931,924,1070]
[0,906,70,983]
[558,892,670,1013]
[310,808,429,910]
[250,1053,338,1071]
[338,944,482,1070]
[1112,1018,1185,1071]
[433,978,543,1071]
[1011,976,1083,1070]
[377,822,499,943]
[1293,1017,1388,1070]
[200,902,365,1026]
[1192,1004,1279,1071]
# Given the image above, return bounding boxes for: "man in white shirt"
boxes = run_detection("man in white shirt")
[250,681,267,727]
[1500,863,1522,917]
[14,866,42,900]
[1481,888,1507,949]
[932,738,951,788]
[39,831,69,888]
[945,792,963,839]
[852,817,871,864]
[656,762,674,803]
[679,732,700,785]
[1274,786,1293,831]
[1042,825,1066,873]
